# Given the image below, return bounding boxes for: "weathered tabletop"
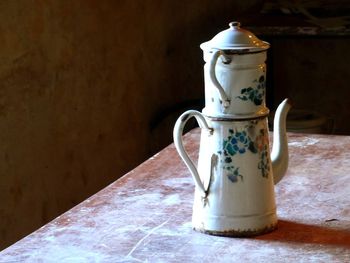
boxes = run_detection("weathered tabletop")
[1,129,350,262]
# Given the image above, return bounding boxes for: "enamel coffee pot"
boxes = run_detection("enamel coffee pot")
[173,22,291,236]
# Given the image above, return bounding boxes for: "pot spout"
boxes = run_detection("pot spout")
[271,99,292,184]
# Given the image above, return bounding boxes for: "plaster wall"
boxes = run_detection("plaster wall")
[271,38,350,134]
[0,0,259,249]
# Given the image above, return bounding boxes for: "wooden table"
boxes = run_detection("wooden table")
[1,130,350,262]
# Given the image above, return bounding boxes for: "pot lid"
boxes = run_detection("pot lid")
[200,22,269,52]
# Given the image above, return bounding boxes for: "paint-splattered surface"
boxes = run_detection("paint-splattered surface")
[1,130,350,262]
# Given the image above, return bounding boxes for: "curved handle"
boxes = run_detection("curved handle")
[209,50,230,108]
[173,110,213,197]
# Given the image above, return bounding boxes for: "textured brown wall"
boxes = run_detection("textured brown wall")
[270,38,350,134]
[0,0,260,249]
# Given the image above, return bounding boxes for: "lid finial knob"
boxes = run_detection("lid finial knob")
[229,21,241,29]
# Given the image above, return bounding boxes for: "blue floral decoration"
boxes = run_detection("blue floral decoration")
[218,129,257,182]
[237,75,265,106]
[217,126,270,183]
[227,167,242,183]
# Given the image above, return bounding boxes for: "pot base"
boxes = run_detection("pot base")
[193,221,278,237]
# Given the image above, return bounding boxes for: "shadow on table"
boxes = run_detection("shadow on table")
[256,220,350,248]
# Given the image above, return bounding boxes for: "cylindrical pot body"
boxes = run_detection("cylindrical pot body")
[202,51,269,119]
[194,116,277,235]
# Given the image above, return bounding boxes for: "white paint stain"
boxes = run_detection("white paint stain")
[126,218,171,258]
[162,194,181,206]
[288,138,319,148]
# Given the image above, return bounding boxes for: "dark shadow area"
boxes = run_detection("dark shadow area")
[256,220,350,248]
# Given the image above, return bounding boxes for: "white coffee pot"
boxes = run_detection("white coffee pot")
[173,22,291,236]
